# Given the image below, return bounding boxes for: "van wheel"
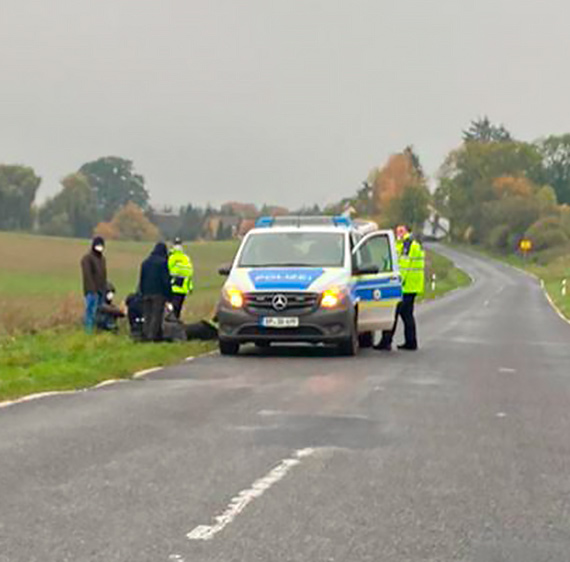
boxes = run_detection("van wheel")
[338,322,358,356]
[358,332,374,348]
[219,340,240,356]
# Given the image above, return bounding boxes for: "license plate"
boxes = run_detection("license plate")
[261,317,299,328]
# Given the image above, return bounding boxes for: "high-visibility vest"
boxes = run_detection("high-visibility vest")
[396,234,425,295]
[168,250,194,295]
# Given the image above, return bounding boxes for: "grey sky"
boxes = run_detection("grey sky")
[1,0,569,209]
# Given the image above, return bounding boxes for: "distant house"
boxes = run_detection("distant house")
[423,206,450,240]
[221,202,258,218]
[237,218,256,237]
[150,209,182,240]
[202,215,241,240]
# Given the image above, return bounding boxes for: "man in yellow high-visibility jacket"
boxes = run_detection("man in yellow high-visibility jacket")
[168,237,194,319]
[375,224,425,351]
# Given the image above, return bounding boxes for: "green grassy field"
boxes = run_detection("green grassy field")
[0,232,470,401]
[0,232,238,335]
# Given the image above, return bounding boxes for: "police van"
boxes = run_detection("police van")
[216,216,402,356]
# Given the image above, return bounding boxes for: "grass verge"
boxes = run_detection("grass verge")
[421,249,472,301]
[0,330,216,402]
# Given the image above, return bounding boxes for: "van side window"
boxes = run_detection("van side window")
[354,235,393,272]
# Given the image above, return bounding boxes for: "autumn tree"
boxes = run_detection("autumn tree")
[373,152,421,214]
[94,202,159,241]
[435,140,542,241]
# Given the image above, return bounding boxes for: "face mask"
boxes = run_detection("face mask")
[94,245,104,253]
[173,245,183,252]
[106,292,114,301]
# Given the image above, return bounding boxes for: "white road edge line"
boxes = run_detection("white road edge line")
[132,367,163,379]
[187,448,316,541]
[540,279,570,326]
[0,390,82,410]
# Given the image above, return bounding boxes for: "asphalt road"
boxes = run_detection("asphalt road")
[1,246,570,562]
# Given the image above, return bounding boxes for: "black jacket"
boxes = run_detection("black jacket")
[139,243,173,299]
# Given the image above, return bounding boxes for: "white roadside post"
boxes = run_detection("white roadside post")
[563,279,567,297]
[431,274,436,292]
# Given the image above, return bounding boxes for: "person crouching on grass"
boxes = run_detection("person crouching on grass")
[80,236,107,333]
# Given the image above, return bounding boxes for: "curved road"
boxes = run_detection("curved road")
[1,246,570,562]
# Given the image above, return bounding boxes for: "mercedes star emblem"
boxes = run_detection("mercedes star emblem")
[272,294,288,311]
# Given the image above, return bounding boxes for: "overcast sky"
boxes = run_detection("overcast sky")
[2,0,569,209]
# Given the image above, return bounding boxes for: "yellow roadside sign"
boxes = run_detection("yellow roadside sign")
[519,239,532,252]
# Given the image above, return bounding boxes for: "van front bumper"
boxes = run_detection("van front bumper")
[217,302,355,345]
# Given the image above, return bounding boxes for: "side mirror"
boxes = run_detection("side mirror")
[354,265,379,276]
[218,264,232,276]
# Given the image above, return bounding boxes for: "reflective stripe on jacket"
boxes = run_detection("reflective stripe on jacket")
[168,250,194,295]
[396,234,425,295]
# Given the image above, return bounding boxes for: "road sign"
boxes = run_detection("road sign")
[519,239,532,253]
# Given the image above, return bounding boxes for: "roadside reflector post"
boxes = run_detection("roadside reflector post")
[431,274,436,292]
[563,279,567,297]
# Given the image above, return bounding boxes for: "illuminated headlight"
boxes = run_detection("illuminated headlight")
[321,288,342,309]
[224,287,244,308]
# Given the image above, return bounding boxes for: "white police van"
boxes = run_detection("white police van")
[216,216,402,355]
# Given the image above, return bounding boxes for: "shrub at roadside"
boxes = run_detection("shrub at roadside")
[525,216,569,251]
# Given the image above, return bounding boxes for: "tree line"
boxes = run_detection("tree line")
[335,117,570,259]
[4,117,570,253]
[0,156,293,241]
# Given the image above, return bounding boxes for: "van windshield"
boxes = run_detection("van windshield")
[239,232,345,268]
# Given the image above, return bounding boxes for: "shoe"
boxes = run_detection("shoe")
[374,342,392,351]
[397,343,418,351]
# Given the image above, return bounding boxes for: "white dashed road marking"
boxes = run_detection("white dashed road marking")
[187,448,315,541]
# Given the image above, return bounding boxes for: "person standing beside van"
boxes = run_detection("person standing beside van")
[168,237,194,319]
[375,225,425,351]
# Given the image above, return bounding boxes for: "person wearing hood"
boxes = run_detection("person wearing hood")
[139,242,173,342]
[81,236,107,333]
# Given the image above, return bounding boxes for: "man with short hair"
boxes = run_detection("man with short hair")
[375,225,425,351]
[80,236,107,333]
[168,237,194,319]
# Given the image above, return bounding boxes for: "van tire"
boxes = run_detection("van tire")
[219,340,240,356]
[338,321,358,356]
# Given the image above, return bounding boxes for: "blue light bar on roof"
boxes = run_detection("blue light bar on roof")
[332,216,352,227]
[255,215,353,228]
[255,216,274,228]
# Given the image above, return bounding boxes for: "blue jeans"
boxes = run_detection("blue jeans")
[84,292,102,333]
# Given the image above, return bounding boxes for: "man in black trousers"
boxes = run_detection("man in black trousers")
[139,242,173,342]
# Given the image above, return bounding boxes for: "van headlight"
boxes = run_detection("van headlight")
[320,288,343,309]
[224,287,244,308]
